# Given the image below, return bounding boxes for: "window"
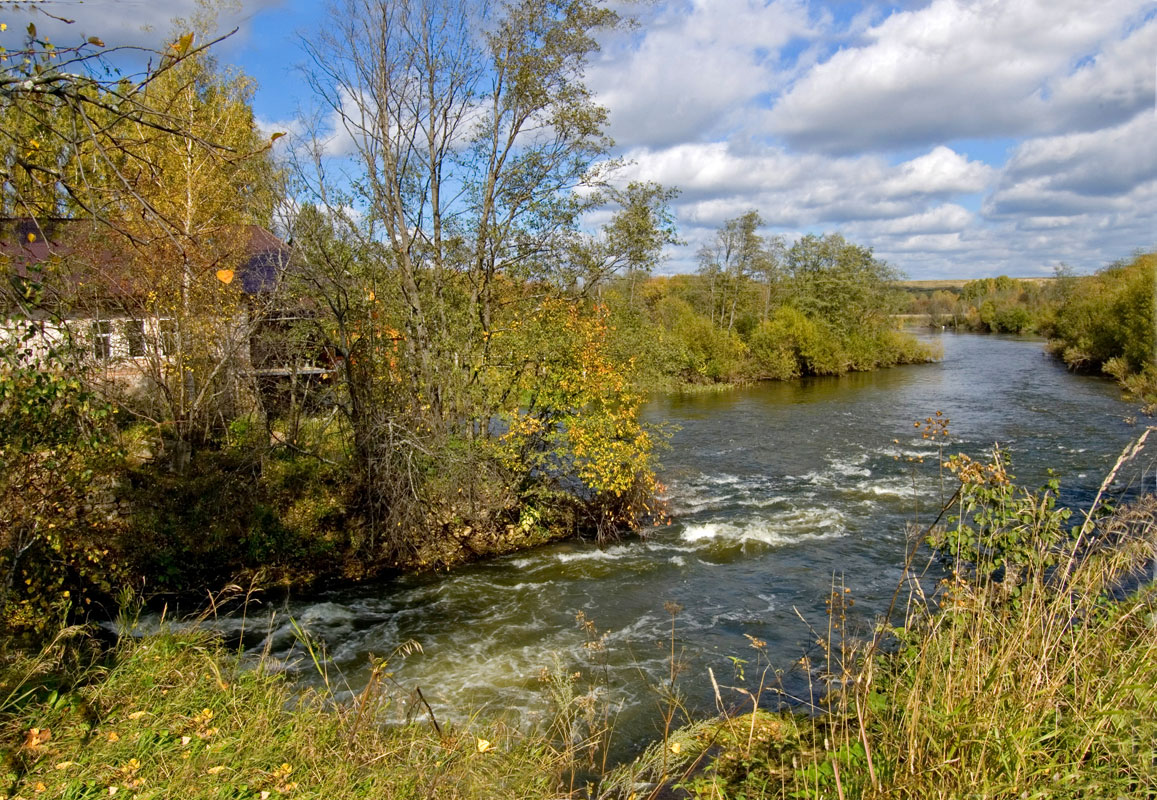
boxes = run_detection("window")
[124,319,146,358]
[92,320,112,361]
[159,319,178,356]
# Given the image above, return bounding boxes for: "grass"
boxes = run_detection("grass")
[0,631,566,799]
[2,434,1154,800]
[615,435,1157,799]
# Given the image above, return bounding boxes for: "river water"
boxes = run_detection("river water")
[191,333,1148,755]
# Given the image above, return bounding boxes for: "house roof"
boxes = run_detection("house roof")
[0,218,291,299]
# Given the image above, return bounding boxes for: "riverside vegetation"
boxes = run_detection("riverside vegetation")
[901,251,1156,408]
[1,426,1154,799]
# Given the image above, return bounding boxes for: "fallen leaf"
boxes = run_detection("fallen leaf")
[24,727,51,749]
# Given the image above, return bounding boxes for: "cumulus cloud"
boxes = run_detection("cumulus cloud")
[588,0,816,148]
[766,0,1156,153]
[617,141,990,224]
[606,139,998,273]
[991,112,1157,205]
[1,0,283,54]
[583,0,1156,278]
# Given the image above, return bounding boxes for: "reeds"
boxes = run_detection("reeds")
[616,428,1157,799]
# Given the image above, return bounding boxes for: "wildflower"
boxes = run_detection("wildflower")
[476,738,491,753]
[669,741,682,754]
[107,731,119,742]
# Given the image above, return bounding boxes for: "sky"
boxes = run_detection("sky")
[6,0,1156,279]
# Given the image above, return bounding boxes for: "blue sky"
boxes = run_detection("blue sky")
[7,0,1156,279]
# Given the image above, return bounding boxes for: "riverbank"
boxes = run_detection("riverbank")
[618,459,1157,798]
[899,251,1155,411]
[3,441,1155,799]
[102,334,1144,750]
[0,629,564,800]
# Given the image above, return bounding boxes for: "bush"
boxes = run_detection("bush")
[0,351,127,637]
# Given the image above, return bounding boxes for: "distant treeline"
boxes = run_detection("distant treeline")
[601,216,939,388]
[902,252,1156,407]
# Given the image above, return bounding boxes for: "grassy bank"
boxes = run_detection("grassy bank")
[0,630,567,800]
[3,434,1155,799]
[610,439,1157,799]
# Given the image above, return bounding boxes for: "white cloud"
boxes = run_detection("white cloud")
[589,0,816,148]
[858,204,975,235]
[616,141,989,225]
[879,147,993,197]
[1,1,284,57]
[766,0,1156,153]
[1000,112,1157,197]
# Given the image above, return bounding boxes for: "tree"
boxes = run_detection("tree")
[785,233,900,336]
[99,12,281,467]
[697,210,764,330]
[2,6,282,469]
[601,181,680,305]
[0,8,283,628]
[0,11,241,219]
[291,0,664,557]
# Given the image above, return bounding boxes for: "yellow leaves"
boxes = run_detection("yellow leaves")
[23,727,51,750]
[170,32,195,57]
[87,36,104,47]
[270,762,297,793]
[215,269,235,285]
[476,738,492,753]
[206,765,226,775]
[0,23,7,32]
[106,731,119,742]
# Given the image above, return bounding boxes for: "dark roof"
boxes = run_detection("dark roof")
[239,225,291,294]
[0,218,291,298]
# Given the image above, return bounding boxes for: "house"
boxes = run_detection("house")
[0,217,330,410]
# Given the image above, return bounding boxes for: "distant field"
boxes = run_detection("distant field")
[897,277,1055,291]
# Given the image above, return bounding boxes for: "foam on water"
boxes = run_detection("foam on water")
[680,507,845,548]
[553,545,636,564]
[849,477,921,500]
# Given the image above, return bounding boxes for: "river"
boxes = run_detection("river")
[182,333,1148,757]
